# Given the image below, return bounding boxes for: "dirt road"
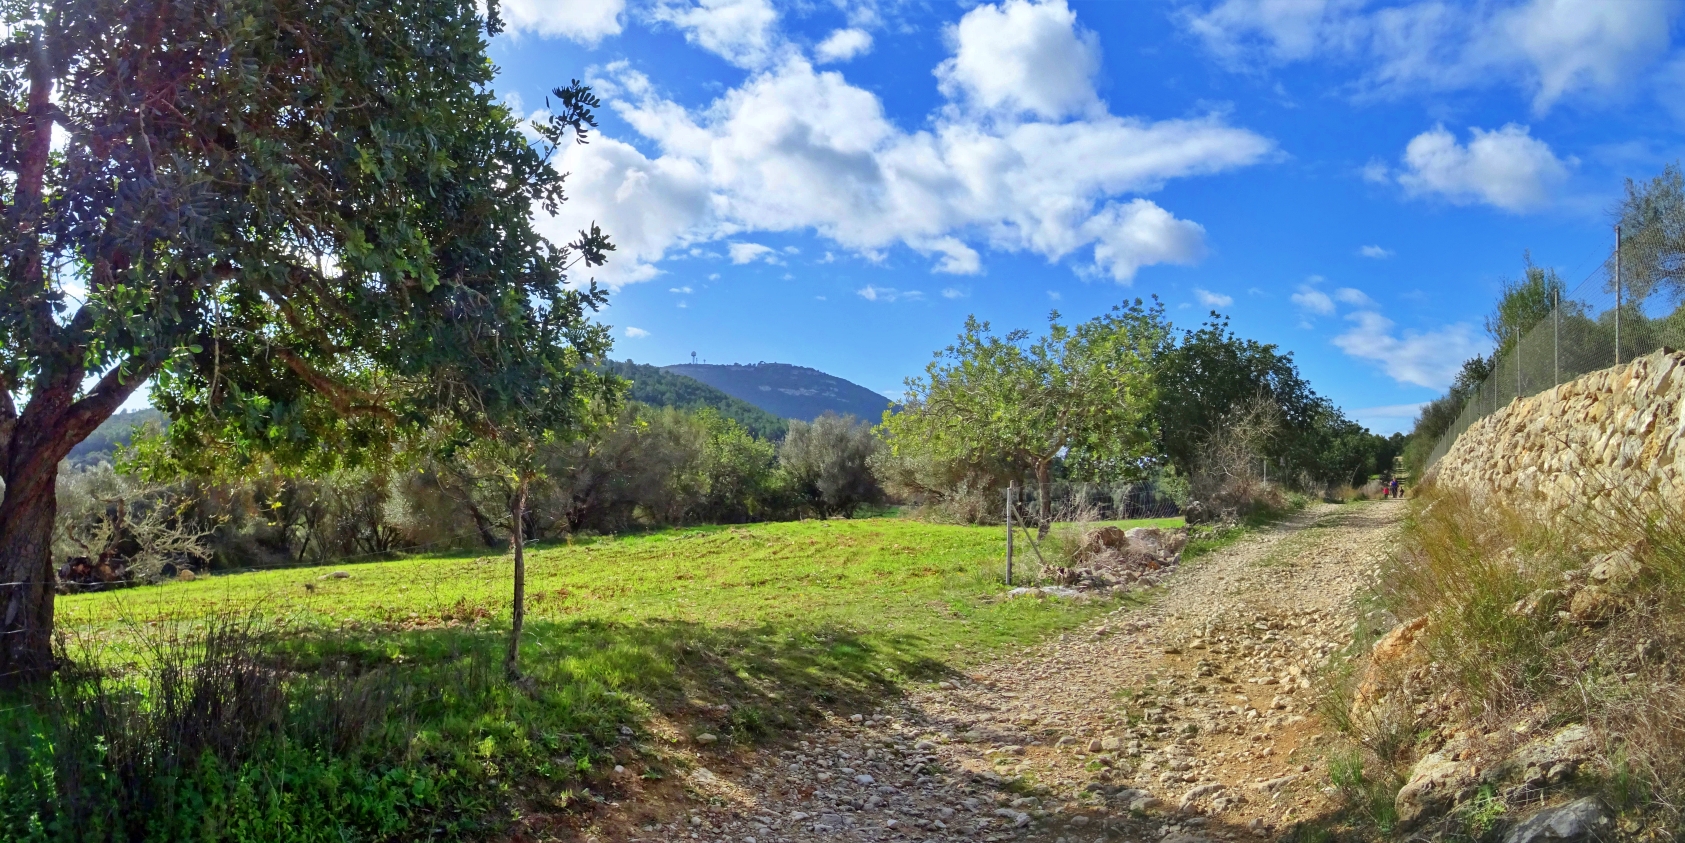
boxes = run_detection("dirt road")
[595,501,1404,843]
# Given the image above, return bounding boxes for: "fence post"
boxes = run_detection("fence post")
[1553,288,1559,387]
[1005,482,1015,586]
[1615,224,1622,367]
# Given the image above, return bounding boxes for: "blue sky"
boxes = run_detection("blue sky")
[482,0,1685,434]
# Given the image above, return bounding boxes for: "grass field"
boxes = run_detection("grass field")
[3,515,1180,841]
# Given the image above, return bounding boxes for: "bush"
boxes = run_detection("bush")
[779,413,883,518]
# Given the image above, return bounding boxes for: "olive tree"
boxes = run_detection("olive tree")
[882,302,1164,535]
[0,0,615,683]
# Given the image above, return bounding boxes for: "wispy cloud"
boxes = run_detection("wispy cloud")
[669,285,693,294]
[1334,287,1376,307]
[941,287,970,299]
[624,326,651,338]
[1291,284,1334,315]
[728,242,779,264]
[1194,288,1233,308]
[857,285,923,303]
[1333,311,1485,389]
[1357,245,1394,259]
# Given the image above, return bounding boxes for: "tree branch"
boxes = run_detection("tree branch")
[272,348,397,423]
[60,357,163,446]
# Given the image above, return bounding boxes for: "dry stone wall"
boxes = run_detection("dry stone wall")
[1429,348,1685,513]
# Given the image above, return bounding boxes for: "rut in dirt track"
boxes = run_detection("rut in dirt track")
[604,501,1406,843]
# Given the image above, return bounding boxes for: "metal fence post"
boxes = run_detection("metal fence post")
[1616,224,1622,367]
[1553,288,1559,387]
[1005,482,1015,586]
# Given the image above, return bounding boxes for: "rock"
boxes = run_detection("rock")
[1351,616,1429,720]
[1508,724,1596,784]
[1129,795,1163,812]
[1501,798,1610,843]
[695,733,719,745]
[851,714,864,723]
[1088,738,1104,753]
[1100,736,1121,752]
[1180,783,1225,812]
[1587,550,1643,590]
[1509,589,1564,621]
[855,774,876,785]
[1254,774,1298,793]
[329,570,350,579]
[1396,750,1477,828]
[1568,587,1617,625]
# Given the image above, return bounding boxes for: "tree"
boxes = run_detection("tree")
[882,302,1164,535]
[1615,162,1685,304]
[1155,314,1380,487]
[779,413,882,518]
[0,0,614,683]
[1485,253,1566,357]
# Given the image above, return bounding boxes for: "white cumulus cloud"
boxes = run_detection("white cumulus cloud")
[815,27,873,63]
[1395,124,1572,212]
[935,0,1102,119]
[1358,244,1394,258]
[542,0,1271,285]
[624,326,651,338]
[1184,0,1680,113]
[1333,311,1485,389]
[1194,288,1233,308]
[496,0,626,43]
[649,0,783,68]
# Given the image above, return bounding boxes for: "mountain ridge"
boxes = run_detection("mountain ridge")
[662,362,893,424]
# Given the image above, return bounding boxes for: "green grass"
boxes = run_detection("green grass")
[5,515,1174,842]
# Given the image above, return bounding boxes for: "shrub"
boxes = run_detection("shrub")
[779,413,884,518]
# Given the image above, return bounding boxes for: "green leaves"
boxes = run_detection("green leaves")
[884,300,1166,485]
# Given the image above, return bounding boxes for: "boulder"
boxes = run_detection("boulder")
[1506,724,1596,786]
[1501,798,1610,843]
[1587,550,1643,590]
[1396,750,1478,828]
[1568,587,1617,625]
[1351,616,1429,720]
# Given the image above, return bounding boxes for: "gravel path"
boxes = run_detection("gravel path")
[594,502,1404,843]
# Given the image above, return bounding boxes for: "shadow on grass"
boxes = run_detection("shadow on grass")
[0,614,957,842]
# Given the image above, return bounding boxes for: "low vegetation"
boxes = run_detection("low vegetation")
[1,515,1168,839]
[1315,484,1685,841]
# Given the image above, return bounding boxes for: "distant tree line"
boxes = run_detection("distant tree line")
[877,299,1402,527]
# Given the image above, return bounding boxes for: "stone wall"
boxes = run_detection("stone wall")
[1428,348,1685,512]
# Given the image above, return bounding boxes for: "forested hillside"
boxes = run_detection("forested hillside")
[603,360,789,439]
[665,362,893,423]
[64,408,167,467]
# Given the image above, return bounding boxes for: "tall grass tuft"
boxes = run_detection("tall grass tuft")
[1326,479,1685,833]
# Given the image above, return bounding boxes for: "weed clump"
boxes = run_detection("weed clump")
[1320,482,1685,839]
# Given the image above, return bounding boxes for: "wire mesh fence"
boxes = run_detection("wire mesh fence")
[1012,480,1183,523]
[1425,222,1685,470]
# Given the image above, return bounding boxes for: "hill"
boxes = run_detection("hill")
[662,362,893,423]
[65,407,166,467]
[604,359,788,439]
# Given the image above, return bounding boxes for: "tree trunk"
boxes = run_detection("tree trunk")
[505,476,528,680]
[0,454,62,685]
[1036,461,1052,540]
